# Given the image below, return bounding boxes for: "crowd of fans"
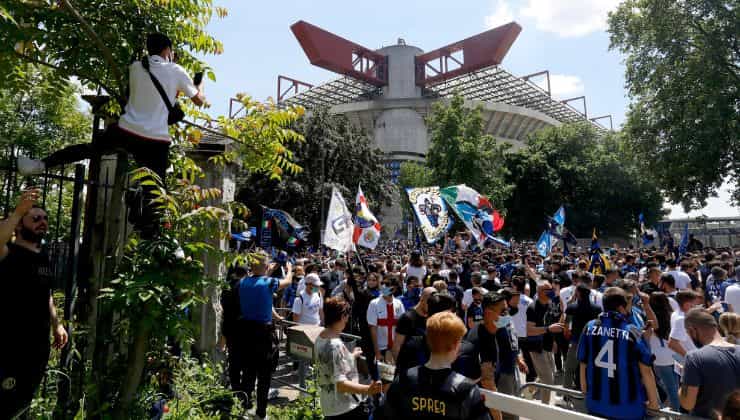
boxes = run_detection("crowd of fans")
[222,233,740,420]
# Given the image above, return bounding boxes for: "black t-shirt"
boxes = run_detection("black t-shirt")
[396,310,429,375]
[378,366,491,420]
[525,300,551,352]
[0,243,52,362]
[453,323,498,380]
[495,324,518,375]
[565,301,602,343]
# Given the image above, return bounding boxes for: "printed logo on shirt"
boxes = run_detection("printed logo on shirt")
[411,397,446,415]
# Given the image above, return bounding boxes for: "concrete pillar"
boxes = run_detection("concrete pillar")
[188,142,236,356]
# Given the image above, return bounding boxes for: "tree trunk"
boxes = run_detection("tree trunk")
[114,312,152,419]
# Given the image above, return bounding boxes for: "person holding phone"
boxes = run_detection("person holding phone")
[18,33,205,236]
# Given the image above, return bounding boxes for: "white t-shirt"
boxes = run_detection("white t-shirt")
[649,334,675,366]
[119,55,199,141]
[513,294,533,339]
[315,336,361,416]
[666,270,692,290]
[462,287,489,309]
[725,284,740,314]
[366,297,405,351]
[292,290,323,325]
[668,295,680,312]
[670,310,697,356]
[560,285,576,311]
[404,264,427,281]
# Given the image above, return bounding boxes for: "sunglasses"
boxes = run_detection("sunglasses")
[31,215,49,223]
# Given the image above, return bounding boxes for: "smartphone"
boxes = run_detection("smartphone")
[193,72,204,86]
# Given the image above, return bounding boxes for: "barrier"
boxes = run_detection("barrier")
[515,382,707,420]
[480,389,601,420]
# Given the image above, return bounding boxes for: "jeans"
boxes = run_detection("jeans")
[654,365,680,411]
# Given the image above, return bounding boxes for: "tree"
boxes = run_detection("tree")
[236,107,394,245]
[608,0,740,210]
[425,94,512,208]
[504,123,666,239]
[0,1,225,109]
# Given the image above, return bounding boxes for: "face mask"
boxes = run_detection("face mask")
[545,290,556,299]
[473,300,482,306]
[495,315,511,329]
[381,286,393,297]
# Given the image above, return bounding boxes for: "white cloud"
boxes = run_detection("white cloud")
[534,74,584,99]
[484,0,515,29]
[519,0,621,37]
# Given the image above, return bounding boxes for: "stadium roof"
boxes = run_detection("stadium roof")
[281,65,609,131]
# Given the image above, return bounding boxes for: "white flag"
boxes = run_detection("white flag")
[353,186,381,249]
[323,187,355,253]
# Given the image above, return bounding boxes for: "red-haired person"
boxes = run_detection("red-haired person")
[376,312,491,420]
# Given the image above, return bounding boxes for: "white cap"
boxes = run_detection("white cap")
[305,273,323,286]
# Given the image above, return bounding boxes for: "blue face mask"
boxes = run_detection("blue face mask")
[495,315,511,329]
[546,290,556,300]
[381,286,393,297]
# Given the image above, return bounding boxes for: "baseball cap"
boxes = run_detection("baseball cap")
[305,273,323,286]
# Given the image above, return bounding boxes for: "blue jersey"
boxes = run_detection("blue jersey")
[577,312,653,420]
[239,276,279,323]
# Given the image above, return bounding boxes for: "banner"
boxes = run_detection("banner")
[263,207,310,248]
[440,184,507,246]
[405,187,452,244]
[353,186,381,249]
[323,187,355,253]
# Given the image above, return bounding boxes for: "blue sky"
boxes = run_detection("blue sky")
[196,0,737,219]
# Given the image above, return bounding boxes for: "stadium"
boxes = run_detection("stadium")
[276,20,612,231]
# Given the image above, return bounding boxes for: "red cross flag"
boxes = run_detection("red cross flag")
[353,186,381,249]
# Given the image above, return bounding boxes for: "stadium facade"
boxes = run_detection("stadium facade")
[277,21,611,232]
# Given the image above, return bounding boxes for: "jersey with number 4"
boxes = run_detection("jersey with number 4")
[577,311,652,420]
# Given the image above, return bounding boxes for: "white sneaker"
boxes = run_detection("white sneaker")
[17,155,45,175]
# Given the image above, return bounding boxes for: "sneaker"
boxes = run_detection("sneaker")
[17,155,45,176]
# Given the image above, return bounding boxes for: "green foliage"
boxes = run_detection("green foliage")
[607,0,740,210]
[503,123,666,239]
[399,161,434,188]
[236,107,394,244]
[196,95,305,179]
[424,94,513,208]
[0,0,225,107]
[268,381,322,420]
[134,356,242,420]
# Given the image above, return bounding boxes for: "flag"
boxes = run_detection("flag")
[679,224,689,256]
[264,207,310,248]
[553,205,565,225]
[440,184,507,246]
[588,228,610,275]
[323,187,355,253]
[406,186,452,243]
[353,186,381,249]
[639,212,657,245]
[536,231,552,257]
[259,208,273,249]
